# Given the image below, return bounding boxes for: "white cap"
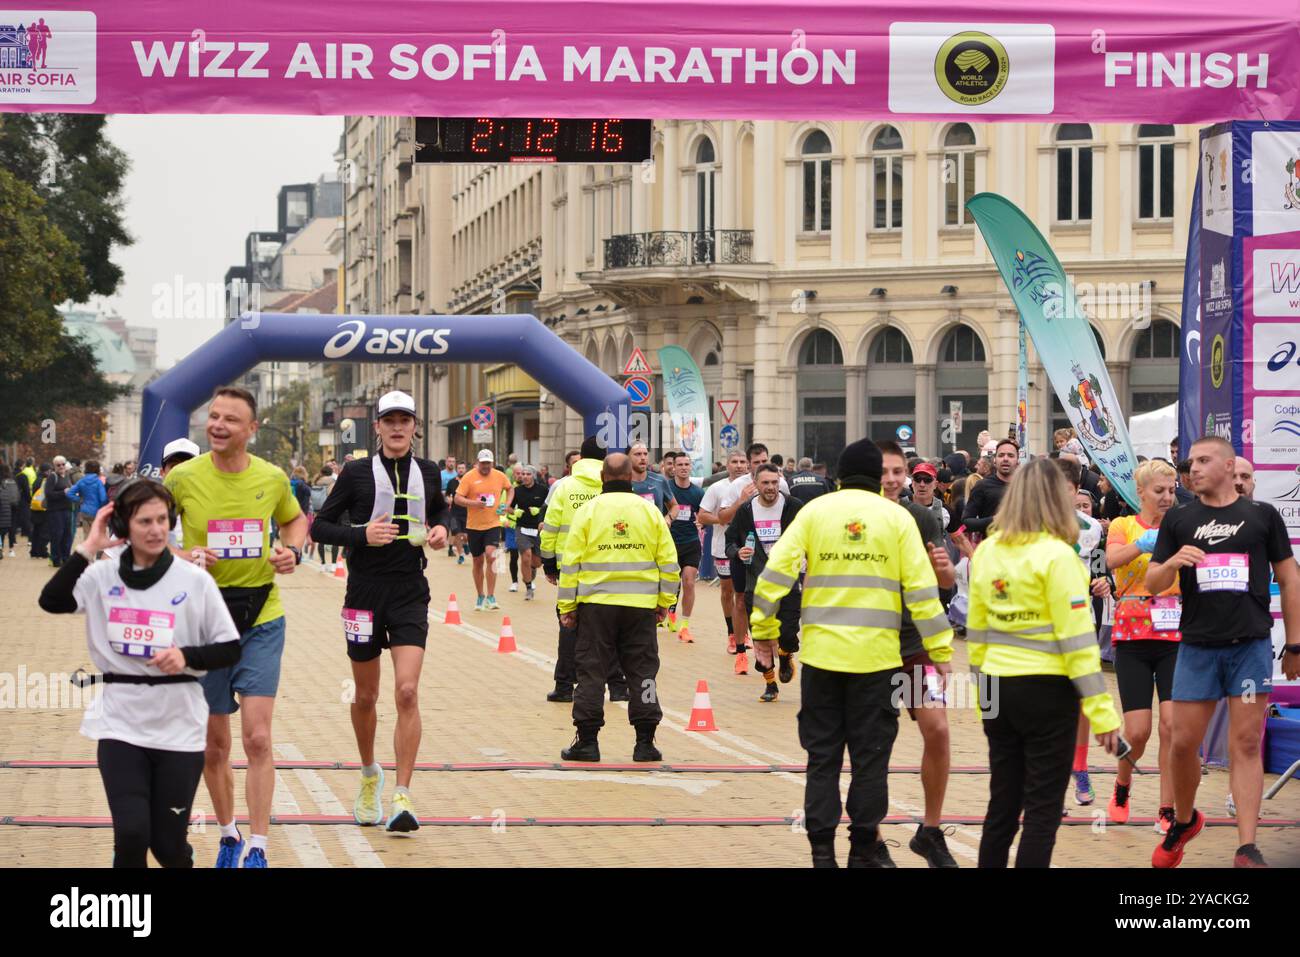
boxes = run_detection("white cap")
[476,449,494,463]
[162,437,201,464]
[376,390,417,418]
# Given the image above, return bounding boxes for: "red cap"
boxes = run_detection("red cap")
[911,462,938,479]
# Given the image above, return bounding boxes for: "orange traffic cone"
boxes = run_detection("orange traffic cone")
[444,594,462,625]
[497,616,517,653]
[333,562,347,579]
[684,679,718,732]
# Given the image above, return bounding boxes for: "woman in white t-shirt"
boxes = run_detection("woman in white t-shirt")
[38,481,240,868]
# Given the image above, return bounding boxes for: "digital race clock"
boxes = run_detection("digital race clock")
[414,117,652,164]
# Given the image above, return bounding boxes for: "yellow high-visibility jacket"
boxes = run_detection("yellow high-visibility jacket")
[538,458,603,569]
[967,530,1121,734]
[750,488,953,674]
[556,489,680,615]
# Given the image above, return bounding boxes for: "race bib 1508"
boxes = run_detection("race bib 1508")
[1196,553,1249,593]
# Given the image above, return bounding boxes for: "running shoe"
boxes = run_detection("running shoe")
[734,651,749,675]
[778,652,795,684]
[1234,844,1268,868]
[1151,808,1203,868]
[215,833,244,868]
[1226,792,1237,818]
[1155,805,1176,835]
[847,839,898,868]
[353,767,385,826]
[457,554,465,565]
[509,582,518,592]
[1107,783,1131,824]
[524,586,535,601]
[1074,770,1095,806]
[727,633,737,655]
[677,626,694,644]
[386,792,420,833]
[485,595,499,611]
[242,847,268,868]
[667,613,678,632]
[759,683,779,702]
[475,595,485,612]
[657,616,668,630]
[909,825,959,868]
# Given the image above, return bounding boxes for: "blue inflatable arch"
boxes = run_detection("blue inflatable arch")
[137,313,630,474]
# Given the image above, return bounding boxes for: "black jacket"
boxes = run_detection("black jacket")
[724,494,802,593]
[43,472,73,511]
[311,452,449,581]
[961,474,1009,535]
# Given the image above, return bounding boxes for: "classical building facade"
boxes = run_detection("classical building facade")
[535,121,1193,471]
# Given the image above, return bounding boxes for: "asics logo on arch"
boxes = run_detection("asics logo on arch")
[322,320,451,359]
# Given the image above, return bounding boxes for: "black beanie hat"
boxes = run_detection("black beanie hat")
[580,435,606,461]
[837,439,883,490]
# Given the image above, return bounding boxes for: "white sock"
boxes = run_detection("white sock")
[362,762,381,778]
[220,821,240,841]
[248,834,268,851]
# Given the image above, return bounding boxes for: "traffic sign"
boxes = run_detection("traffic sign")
[472,428,493,444]
[624,375,653,406]
[622,347,653,376]
[717,399,739,424]
[719,424,740,450]
[471,405,495,429]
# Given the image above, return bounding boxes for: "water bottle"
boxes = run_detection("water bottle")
[744,532,756,564]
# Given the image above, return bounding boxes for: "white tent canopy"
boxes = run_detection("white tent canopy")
[1128,402,1178,462]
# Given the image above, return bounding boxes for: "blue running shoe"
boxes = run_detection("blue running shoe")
[242,847,268,868]
[216,833,244,868]
[475,595,485,612]
[1074,770,1095,806]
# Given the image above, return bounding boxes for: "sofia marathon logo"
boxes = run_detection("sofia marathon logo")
[0,10,96,104]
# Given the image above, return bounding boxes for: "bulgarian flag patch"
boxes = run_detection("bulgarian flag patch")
[1070,597,1088,610]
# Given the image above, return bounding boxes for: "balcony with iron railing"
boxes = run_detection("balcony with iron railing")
[603,229,754,269]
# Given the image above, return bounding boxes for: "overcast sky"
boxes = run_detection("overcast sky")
[92,114,344,367]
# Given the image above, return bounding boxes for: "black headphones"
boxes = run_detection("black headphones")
[109,478,179,540]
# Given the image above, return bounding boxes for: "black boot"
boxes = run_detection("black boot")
[561,730,600,762]
[546,684,574,703]
[810,841,838,868]
[633,726,662,763]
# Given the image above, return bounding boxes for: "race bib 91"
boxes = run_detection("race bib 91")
[207,519,264,558]
[107,607,176,658]
[343,608,374,644]
[1196,553,1249,592]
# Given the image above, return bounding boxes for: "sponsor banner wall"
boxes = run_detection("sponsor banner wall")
[0,2,1298,119]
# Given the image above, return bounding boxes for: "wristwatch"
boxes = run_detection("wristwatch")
[287,545,302,565]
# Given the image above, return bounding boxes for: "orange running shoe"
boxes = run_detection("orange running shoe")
[727,633,737,654]
[1155,806,1175,835]
[1151,809,1203,868]
[678,626,694,644]
[1107,783,1131,824]
[734,651,749,675]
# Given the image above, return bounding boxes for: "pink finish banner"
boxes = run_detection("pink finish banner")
[0,1,1298,120]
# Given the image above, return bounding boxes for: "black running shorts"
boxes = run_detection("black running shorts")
[342,576,431,663]
[1114,639,1180,712]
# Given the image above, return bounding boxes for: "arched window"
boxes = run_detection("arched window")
[800,328,844,365]
[943,124,977,226]
[940,324,987,363]
[797,328,845,470]
[867,327,916,443]
[870,326,913,364]
[695,137,716,234]
[801,129,832,233]
[1056,124,1093,223]
[1130,319,1180,414]
[1138,125,1175,220]
[870,126,904,231]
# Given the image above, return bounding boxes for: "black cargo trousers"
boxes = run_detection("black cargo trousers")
[571,602,662,734]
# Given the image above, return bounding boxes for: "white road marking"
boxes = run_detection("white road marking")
[277,743,384,868]
[271,769,331,868]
